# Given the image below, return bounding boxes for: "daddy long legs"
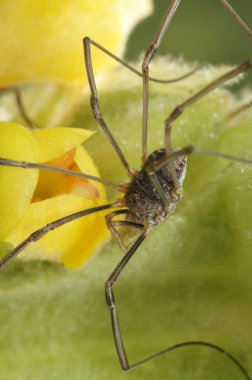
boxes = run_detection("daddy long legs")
[1,0,252,377]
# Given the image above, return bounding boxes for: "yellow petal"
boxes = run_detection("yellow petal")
[62,206,110,269]
[0,122,38,239]
[6,195,109,269]
[74,145,107,203]
[32,127,93,163]
[0,0,151,84]
[3,125,109,268]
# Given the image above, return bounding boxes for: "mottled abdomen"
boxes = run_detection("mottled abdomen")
[125,149,187,226]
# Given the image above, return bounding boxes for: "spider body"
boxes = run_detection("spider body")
[124,149,187,226]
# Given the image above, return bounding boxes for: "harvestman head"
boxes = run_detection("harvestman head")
[1,0,252,378]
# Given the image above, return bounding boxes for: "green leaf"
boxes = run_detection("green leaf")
[0,59,252,379]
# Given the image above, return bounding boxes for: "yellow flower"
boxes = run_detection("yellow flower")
[0,0,152,268]
[0,122,109,269]
[0,0,151,84]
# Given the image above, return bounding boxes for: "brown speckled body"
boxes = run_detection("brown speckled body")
[125,149,187,226]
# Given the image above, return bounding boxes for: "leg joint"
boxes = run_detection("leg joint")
[90,94,101,119]
[105,281,115,307]
[142,43,157,70]
[83,36,90,44]
[166,104,185,125]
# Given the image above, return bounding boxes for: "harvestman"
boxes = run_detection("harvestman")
[1,0,252,377]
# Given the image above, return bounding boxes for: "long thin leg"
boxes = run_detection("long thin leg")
[164,60,252,133]
[83,30,197,174]
[0,203,115,269]
[141,0,182,161]
[83,37,134,175]
[0,157,123,191]
[152,145,252,173]
[83,36,196,176]
[152,60,252,178]
[105,231,251,378]
[141,0,252,161]
[105,210,144,252]
[83,38,198,84]
[0,87,39,129]
[219,0,252,37]
[105,231,148,369]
